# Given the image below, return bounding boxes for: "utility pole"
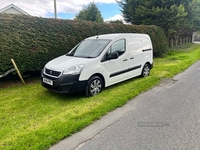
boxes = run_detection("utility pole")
[54,0,57,18]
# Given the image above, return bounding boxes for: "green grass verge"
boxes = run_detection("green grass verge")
[1,44,200,150]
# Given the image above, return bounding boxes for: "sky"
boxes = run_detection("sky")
[0,0,124,22]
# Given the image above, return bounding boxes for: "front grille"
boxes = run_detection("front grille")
[43,74,57,80]
[45,68,61,77]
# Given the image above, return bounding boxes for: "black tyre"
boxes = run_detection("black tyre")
[141,63,150,77]
[85,76,103,96]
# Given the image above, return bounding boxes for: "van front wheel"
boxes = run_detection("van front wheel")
[85,76,103,96]
[141,64,150,77]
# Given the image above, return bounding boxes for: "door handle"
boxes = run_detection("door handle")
[130,57,134,60]
[123,59,128,62]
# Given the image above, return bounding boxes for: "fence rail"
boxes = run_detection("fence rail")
[0,68,15,78]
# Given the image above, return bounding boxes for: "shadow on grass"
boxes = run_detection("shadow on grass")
[105,76,142,89]
[42,75,145,100]
[43,76,143,99]
[41,89,87,101]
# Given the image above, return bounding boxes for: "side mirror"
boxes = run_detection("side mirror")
[108,52,118,60]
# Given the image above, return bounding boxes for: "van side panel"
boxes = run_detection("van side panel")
[140,37,153,66]
[128,36,153,78]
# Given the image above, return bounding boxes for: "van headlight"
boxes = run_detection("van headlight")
[63,64,85,75]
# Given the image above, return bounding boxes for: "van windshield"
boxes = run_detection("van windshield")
[67,39,111,58]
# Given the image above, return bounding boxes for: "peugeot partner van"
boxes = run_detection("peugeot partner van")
[41,33,153,96]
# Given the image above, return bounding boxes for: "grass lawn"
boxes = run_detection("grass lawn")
[1,44,200,150]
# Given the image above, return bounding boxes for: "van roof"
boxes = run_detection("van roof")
[87,33,149,40]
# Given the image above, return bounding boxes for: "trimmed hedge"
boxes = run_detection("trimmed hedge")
[0,14,167,75]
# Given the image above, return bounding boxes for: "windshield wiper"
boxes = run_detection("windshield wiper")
[66,54,95,58]
[66,53,73,56]
[84,56,95,58]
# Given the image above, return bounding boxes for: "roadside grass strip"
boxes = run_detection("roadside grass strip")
[0,44,200,150]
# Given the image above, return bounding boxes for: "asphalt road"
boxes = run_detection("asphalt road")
[50,60,200,150]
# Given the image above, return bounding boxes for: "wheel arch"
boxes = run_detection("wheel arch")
[144,61,153,69]
[141,62,152,77]
[88,73,105,88]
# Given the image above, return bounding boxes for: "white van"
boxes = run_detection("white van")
[41,33,153,96]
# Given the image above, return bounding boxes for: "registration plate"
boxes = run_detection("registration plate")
[43,78,53,85]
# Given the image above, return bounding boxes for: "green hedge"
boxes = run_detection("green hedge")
[0,14,167,75]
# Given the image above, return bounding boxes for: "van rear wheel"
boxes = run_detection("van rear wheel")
[141,64,150,77]
[85,76,103,96]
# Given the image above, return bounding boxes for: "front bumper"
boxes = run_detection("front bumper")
[41,72,87,93]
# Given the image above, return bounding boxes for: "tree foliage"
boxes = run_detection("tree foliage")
[118,0,200,36]
[75,2,104,23]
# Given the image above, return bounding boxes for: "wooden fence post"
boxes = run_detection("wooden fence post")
[11,59,26,85]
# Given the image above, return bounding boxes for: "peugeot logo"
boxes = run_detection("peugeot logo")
[50,71,53,74]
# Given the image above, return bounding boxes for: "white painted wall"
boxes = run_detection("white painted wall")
[2,7,24,15]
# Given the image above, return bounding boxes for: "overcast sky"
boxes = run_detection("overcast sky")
[0,0,123,21]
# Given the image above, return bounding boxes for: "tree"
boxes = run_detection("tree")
[118,0,200,46]
[75,2,104,23]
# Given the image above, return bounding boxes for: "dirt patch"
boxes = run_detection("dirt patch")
[158,78,177,87]
[0,76,40,89]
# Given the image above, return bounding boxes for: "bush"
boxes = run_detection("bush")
[0,14,167,75]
